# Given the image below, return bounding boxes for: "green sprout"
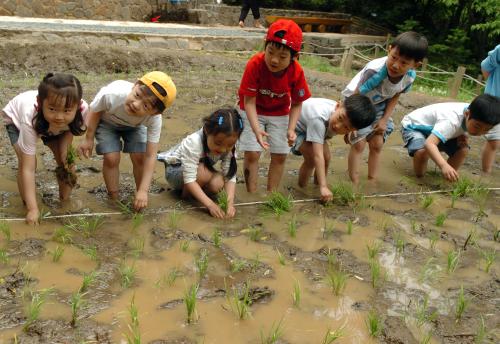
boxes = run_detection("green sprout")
[248,225,263,242]
[128,236,145,258]
[125,295,141,344]
[414,294,437,327]
[276,249,286,266]
[446,249,461,274]
[369,258,382,288]
[346,219,353,235]
[428,231,439,251]
[326,268,348,295]
[80,271,100,293]
[474,315,487,344]
[291,279,301,308]
[420,195,434,209]
[184,284,199,324]
[216,190,229,214]
[119,262,137,289]
[179,240,190,252]
[321,324,346,343]
[131,213,144,231]
[51,246,64,263]
[367,242,380,260]
[52,227,73,244]
[0,248,9,264]
[82,245,98,261]
[260,317,285,344]
[195,249,209,281]
[287,214,298,238]
[168,209,181,229]
[366,310,383,337]
[23,288,53,331]
[226,282,251,320]
[263,191,292,218]
[455,285,468,322]
[212,228,222,248]
[70,291,86,327]
[0,221,11,242]
[155,267,182,289]
[480,248,496,273]
[435,212,447,227]
[330,181,355,206]
[230,259,247,273]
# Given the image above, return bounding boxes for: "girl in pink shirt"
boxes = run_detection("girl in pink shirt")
[1,73,88,224]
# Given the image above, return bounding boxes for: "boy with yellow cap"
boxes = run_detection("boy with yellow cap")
[78,71,176,210]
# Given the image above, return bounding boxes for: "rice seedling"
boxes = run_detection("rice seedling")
[66,216,104,238]
[168,209,181,229]
[480,248,496,273]
[276,249,286,266]
[230,259,247,273]
[287,214,297,238]
[366,310,383,337]
[322,215,335,239]
[125,295,141,344]
[131,213,144,231]
[51,246,64,262]
[38,208,51,223]
[420,331,433,344]
[378,216,392,232]
[119,262,137,289]
[394,232,405,255]
[66,143,77,165]
[428,231,439,251]
[179,239,190,252]
[455,285,468,322]
[226,282,251,320]
[326,248,336,267]
[23,288,53,331]
[369,258,382,288]
[463,228,478,250]
[367,242,380,260]
[116,200,134,216]
[446,249,461,274]
[128,236,145,258]
[184,283,199,324]
[451,177,475,198]
[155,267,181,288]
[0,221,11,242]
[326,268,347,295]
[474,315,487,344]
[330,181,355,206]
[471,186,489,220]
[321,323,346,343]
[410,219,418,233]
[420,195,434,209]
[52,226,73,244]
[249,252,262,272]
[216,190,229,214]
[70,290,86,327]
[419,257,439,283]
[434,212,447,227]
[346,219,353,235]
[414,294,437,327]
[80,271,100,293]
[263,191,292,218]
[0,248,9,264]
[260,317,285,344]
[195,249,209,281]
[291,279,301,308]
[83,245,98,261]
[248,225,263,242]
[211,228,222,248]
[494,227,499,242]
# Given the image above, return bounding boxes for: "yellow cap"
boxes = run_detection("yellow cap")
[139,71,177,109]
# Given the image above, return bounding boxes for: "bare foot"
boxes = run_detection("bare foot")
[238,21,244,28]
[254,20,264,29]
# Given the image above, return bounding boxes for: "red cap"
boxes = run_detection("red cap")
[266,19,303,53]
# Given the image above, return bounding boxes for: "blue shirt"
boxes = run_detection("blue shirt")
[481,44,500,97]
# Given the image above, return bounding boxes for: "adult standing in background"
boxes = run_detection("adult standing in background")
[238,0,264,29]
[480,44,500,173]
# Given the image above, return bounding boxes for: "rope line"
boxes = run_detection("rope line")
[1,187,498,222]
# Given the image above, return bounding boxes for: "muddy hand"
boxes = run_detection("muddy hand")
[208,204,226,219]
[26,208,40,225]
[133,190,148,211]
[255,130,270,150]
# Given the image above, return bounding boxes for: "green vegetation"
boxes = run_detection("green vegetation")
[419,257,439,283]
[195,249,209,281]
[65,216,104,238]
[125,295,141,344]
[184,284,199,324]
[180,240,190,252]
[346,219,353,235]
[474,315,487,344]
[394,232,405,255]
[0,248,9,264]
[155,267,181,288]
[321,324,345,343]
[212,228,222,248]
[420,195,434,209]
[129,236,145,258]
[260,318,285,344]
[287,214,298,238]
[292,279,301,308]
[330,181,355,206]
[263,191,292,218]
[428,231,439,251]
[52,227,73,244]
[51,246,64,263]
[216,190,229,214]
[230,259,247,273]
[80,271,100,293]
[119,262,137,288]
[446,249,461,274]
[300,54,338,73]
[83,245,98,261]
[0,221,11,242]
[367,242,381,260]
[326,268,348,295]
[455,285,468,322]
[70,291,86,327]
[369,258,382,288]
[66,144,77,165]
[366,310,383,337]
[435,212,447,227]
[248,226,263,242]
[480,248,496,274]
[23,288,53,331]
[168,209,181,229]
[131,213,144,231]
[227,283,251,320]
[414,295,437,327]
[276,249,286,266]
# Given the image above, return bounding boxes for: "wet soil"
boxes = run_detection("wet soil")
[0,39,498,343]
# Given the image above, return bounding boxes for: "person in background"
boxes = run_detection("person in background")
[238,0,264,29]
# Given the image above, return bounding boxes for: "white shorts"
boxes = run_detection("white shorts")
[484,123,500,141]
[238,109,290,154]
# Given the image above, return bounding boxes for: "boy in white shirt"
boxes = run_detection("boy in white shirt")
[78,71,176,210]
[401,94,500,181]
[291,94,376,202]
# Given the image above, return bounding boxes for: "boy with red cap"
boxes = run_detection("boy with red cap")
[238,19,311,193]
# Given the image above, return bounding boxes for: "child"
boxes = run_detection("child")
[291,94,377,202]
[157,108,243,219]
[480,44,500,173]
[238,19,311,193]
[1,73,88,224]
[342,31,428,185]
[78,71,176,211]
[401,94,500,181]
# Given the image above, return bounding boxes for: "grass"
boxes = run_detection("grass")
[428,231,439,251]
[366,310,383,337]
[463,228,478,250]
[474,315,487,344]
[369,258,382,288]
[446,249,461,274]
[230,259,247,273]
[322,216,335,239]
[80,271,100,293]
[394,232,405,255]
[131,213,144,231]
[435,212,448,227]
[168,209,181,229]
[419,257,439,283]
[330,181,356,206]
[116,200,134,216]
[52,227,73,244]
[119,262,137,289]
[0,221,11,242]
[260,318,285,344]
[321,324,345,343]
[325,248,336,267]
[414,294,437,327]
[346,219,353,235]
[216,190,229,214]
[248,225,263,242]
[0,248,9,264]
[179,240,190,252]
[326,268,348,295]
[83,245,98,261]
[300,54,338,73]
[291,279,301,308]
[420,195,434,209]
[184,283,199,324]
[249,252,262,272]
[65,216,104,238]
[70,291,86,327]
[450,177,476,198]
[23,288,53,331]
[287,214,298,238]
[128,236,145,258]
[420,331,433,344]
[480,248,496,273]
[263,191,292,218]
[227,282,251,320]
[125,295,141,344]
[211,228,222,248]
[155,267,181,288]
[51,246,64,262]
[195,249,209,281]
[455,285,468,322]
[276,249,286,266]
[410,219,419,233]
[367,242,380,260]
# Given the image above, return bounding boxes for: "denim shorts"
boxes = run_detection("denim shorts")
[401,128,461,157]
[238,109,290,154]
[5,124,64,146]
[290,128,306,156]
[484,123,500,141]
[164,163,184,190]
[348,110,394,145]
[95,121,146,155]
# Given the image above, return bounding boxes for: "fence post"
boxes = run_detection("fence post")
[421,58,428,71]
[448,66,466,99]
[340,47,348,71]
[342,47,355,76]
[374,45,380,58]
[475,74,483,95]
[385,33,391,51]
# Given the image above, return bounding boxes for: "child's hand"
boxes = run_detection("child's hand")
[208,204,226,219]
[373,119,387,135]
[133,190,148,211]
[26,208,40,225]
[225,205,236,218]
[320,186,333,203]
[78,138,94,159]
[254,130,270,150]
[441,164,459,182]
[287,130,297,146]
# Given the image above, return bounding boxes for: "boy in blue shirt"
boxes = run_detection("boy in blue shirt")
[342,31,428,185]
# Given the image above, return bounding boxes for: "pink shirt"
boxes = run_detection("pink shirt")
[2,90,88,155]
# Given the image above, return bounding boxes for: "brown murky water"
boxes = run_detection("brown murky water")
[0,42,499,343]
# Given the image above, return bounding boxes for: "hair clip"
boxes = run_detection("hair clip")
[218,115,224,125]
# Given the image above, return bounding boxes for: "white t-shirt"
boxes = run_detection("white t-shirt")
[90,80,162,143]
[157,129,236,184]
[2,90,89,155]
[401,102,469,143]
[296,98,337,144]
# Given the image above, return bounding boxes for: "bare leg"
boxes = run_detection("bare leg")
[267,153,287,191]
[102,152,121,199]
[130,152,145,190]
[367,134,384,181]
[348,139,366,185]
[412,149,429,177]
[182,163,223,198]
[448,147,468,170]
[481,140,499,174]
[243,151,261,193]
[298,142,314,187]
[46,133,74,200]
